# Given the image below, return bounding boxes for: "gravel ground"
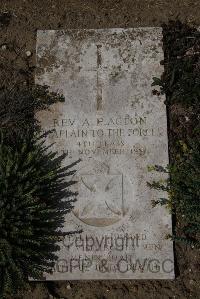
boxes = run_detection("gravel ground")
[0,1,200,299]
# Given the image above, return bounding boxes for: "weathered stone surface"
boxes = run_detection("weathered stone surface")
[36,28,174,279]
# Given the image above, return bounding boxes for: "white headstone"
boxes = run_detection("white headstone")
[36,28,174,279]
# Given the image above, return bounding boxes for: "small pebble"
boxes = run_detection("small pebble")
[66,284,71,290]
[1,44,7,50]
[185,116,190,122]
[26,50,32,57]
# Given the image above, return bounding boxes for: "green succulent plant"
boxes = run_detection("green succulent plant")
[148,139,200,248]
[0,132,80,297]
[0,84,65,145]
[150,21,200,248]
[152,21,200,108]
